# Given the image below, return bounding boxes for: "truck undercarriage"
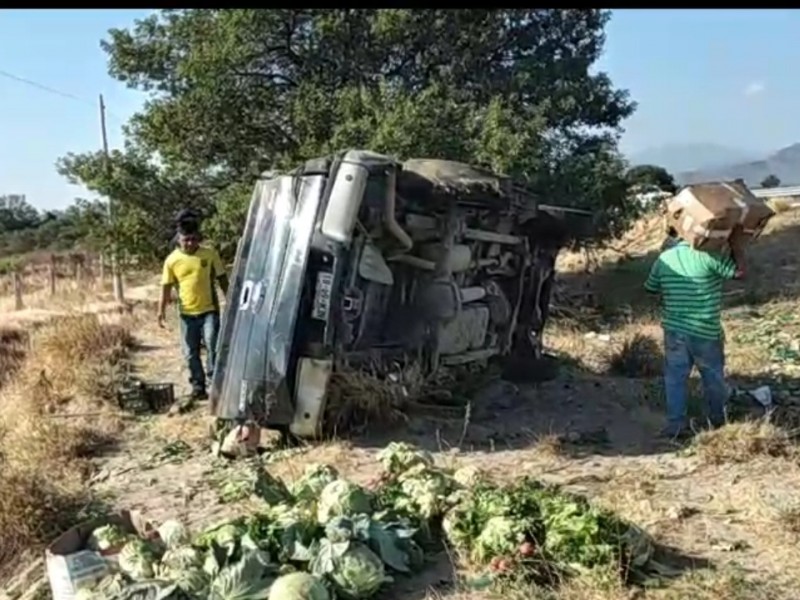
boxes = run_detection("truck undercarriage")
[210,150,589,439]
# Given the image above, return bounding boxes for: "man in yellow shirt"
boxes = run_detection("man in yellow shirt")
[158,221,229,400]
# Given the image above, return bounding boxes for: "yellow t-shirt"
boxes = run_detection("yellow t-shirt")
[161,246,225,316]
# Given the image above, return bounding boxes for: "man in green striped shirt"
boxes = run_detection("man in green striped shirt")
[644,228,746,438]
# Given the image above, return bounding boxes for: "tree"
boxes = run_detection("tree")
[0,195,39,233]
[60,9,637,259]
[625,164,677,194]
[761,174,781,188]
[0,197,115,259]
[56,148,214,263]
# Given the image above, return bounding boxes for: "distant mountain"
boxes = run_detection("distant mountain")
[628,143,759,175]
[677,143,800,187]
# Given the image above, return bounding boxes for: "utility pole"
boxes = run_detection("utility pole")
[99,93,124,302]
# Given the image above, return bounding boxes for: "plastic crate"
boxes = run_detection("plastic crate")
[116,382,175,414]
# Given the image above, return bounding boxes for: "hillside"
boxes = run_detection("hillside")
[678,143,800,187]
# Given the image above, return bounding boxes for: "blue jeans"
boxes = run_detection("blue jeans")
[663,329,728,433]
[179,311,220,393]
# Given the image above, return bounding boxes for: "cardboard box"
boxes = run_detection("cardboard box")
[665,180,774,252]
[45,510,155,600]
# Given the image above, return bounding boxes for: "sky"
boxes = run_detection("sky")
[2,9,800,210]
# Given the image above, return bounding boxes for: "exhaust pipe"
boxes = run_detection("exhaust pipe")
[384,168,413,252]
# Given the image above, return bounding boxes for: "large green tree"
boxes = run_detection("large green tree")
[761,174,781,189]
[0,195,39,233]
[0,197,111,261]
[59,9,638,260]
[626,164,678,194]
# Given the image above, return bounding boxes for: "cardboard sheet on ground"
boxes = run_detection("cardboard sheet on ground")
[45,510,155,600]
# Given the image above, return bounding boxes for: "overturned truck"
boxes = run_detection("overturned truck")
[210,150,590,439]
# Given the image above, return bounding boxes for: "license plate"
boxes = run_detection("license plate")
[312,272,333,321]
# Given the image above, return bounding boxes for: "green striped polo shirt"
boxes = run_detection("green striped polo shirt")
[644,241,736,340]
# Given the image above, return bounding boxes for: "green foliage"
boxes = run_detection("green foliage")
[761,174,781,188]
[626,164,678,194]
[56,149,209,264]
[58,9,638,260]
[202,182,254,261]
[0,195,39,233]
[0,194,109,261]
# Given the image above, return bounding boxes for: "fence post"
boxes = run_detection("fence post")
[13,270,23,311]
[75,258,84,287]
[49,254,57,296]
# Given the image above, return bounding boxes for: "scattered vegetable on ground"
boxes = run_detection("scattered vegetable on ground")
[72,441,668,599]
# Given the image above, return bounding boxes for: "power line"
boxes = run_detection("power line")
[0,68,90,105]
[0,67,126,123]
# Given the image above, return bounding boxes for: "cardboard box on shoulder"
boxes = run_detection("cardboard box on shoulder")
[665,179,775,252]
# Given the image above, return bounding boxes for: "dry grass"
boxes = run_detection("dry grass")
[605,332,663,378]
[594,469,663,527]
[546,319,663,377]
[324,365,422,435]
[691,420,792,465]
[767,197,796,214]
[532,433,565,458]
[0,327,28,388]
[557,213,668,276]
[647,568,786,600]
[34,314,133,403]
[776,503,800,538]
[0,263,112,313]
[0,313,134,573]
[151,411,216,447]
[430,566,781,600]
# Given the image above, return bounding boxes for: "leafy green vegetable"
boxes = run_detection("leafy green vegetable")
[87,524,132,552]
[317,480,373,524]
[321,515,418,573]
[219,465,292,505]
[310,540,390,599]
[158,520,190,549]
[262,504,321,563]
[118,539,159,580]
[453,466,487,488]
[158,546,203,576]
[471,516,526,564]
[377,442,434,476]
[268,572,330,600]
[395,464,458,520]
[208,547,274,600]
[538,492,624,571]
[172,568,209,596]
[194,520,247,551]
[324,517,355,544]
[442,475,656,582]
[64,441,665,599]
[290,465,339,504]
[95,580,192,600]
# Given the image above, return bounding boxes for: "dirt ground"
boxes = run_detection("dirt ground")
[5,207,800,599]
[92,319,800,599]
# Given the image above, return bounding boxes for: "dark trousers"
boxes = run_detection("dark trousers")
[179,311,220,393]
